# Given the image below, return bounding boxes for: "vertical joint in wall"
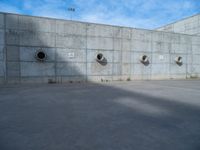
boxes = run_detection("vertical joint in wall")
[3,13,7,83]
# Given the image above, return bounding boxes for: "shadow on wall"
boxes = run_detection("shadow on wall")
[5,13,87,84]
[1,13,200,150]
[5,13,157,84]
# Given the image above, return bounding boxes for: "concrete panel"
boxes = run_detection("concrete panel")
[19,16,56,32]
[186,54,192,65]
[151,32,164,42]
[20,47,55,62]
[132,63,151,75]
[5,14,18,29]
[122,39,131,51]
[171,43,180,53]
[0,77,4,83]
[57,62,86,76]
[112,63,121,75]
[113,50,121,63]
[7,46,19,61]
[87,50,113,63]
[122,51,131,63]
[122,28,132,39]
[0,29,5,45]
[0,13,4,29]
[56,48,86,62]
[176,44,191,53]
[0,45,3,61]
[87,62,112,75]
[132,29,152,41]
[190,54,200,65]
[121,63,131,75]
[152,42,171,53]
[151,64,169,75]
[171,34,181,44]
[18,15,33,30]
[192,44,200,54]
[170,64,186,74]
[132,40,151,52]
[56,34,86,48]
[21,62,55,77]
[87,37,113,50]
[162,33,173,43]
[190,65,200,74]
[113,38,121,50]
[7,62,20,77]
[20,31,55,47]
[192,36,200,45]
[87,24,114,37]
[113,27,121,38]
[0,61,5,76]
[6,29,19,45]
[152,41,163,53]
[56,20,86,36]
[73,63,86,75]
[56,63,74,76]
[180,35,192,44]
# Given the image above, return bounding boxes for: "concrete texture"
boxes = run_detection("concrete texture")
[1,12,200,83]
[1,80,200,150]
[157,14,200,36]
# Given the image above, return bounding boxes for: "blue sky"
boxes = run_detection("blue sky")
[0,0,199,29]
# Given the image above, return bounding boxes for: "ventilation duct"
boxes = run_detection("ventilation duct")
[35,50,46,61]
[96,53,105,62]
[140,55,149,63]
[175,56,182,65]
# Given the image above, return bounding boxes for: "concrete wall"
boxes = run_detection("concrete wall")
[157,14,200,36]
[1,12,200,83]
[0,13,5,83]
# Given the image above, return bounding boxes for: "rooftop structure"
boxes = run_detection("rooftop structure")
[157,14,200,36]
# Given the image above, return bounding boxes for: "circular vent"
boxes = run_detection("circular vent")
[35,50,46,61]
[140,55,148,63]
[96,53,104,61]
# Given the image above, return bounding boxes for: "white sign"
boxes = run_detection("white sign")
[159,55,164,60]
[68,52,75,58]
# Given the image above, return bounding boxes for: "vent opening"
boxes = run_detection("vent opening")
[96,53,104,61]
[35,51,46,61]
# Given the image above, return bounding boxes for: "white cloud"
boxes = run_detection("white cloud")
[0,0,199,29]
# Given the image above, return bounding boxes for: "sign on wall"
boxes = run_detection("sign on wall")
[68,52,75,58]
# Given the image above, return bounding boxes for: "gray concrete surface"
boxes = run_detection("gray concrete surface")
[1,12,200,84]
[0,80,200,150]
[157,14,200,36]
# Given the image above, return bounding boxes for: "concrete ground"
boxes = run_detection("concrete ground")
[0,80,200,150]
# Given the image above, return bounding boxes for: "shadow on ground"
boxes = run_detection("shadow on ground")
[1,81,200,150]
